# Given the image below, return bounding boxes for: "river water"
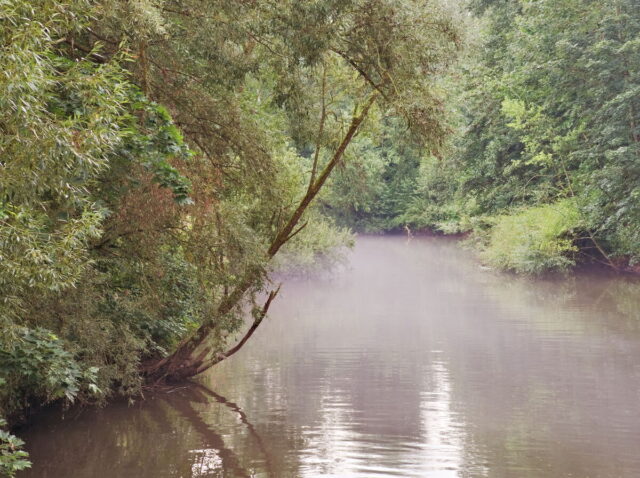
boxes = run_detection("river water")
[18,236,640,477]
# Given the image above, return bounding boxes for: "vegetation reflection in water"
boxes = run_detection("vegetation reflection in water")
[19,237,640,478]
[19,384,271,478]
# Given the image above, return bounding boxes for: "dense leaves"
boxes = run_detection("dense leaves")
[0,416,30,477]
[1,0,463,447]
[0,0,196,427]
[397,0,640,272]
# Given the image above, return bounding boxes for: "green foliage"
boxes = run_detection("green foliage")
[401,0,640,271]
[0,328,100,419]
[402,156,468,234]
[272,213,355,275]
[0,0,192,418]
[0,2,127,326]
[321,119,427,232]
[116,93,193,205]
[1,0,463,450]
[482,200,582,273]
[0,417,31,477]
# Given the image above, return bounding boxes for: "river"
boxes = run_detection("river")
[18,236,640,477]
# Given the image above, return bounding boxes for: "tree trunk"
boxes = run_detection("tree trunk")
[145,93,378,383]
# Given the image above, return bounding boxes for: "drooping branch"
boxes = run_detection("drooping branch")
[309,64,327,189]
[331,49,389,101]
[284,220,309,244]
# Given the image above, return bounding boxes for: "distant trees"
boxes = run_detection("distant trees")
[320,0,640,273]
[404,0,640,272]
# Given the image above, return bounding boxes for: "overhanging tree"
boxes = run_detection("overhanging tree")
[139,0,465,381]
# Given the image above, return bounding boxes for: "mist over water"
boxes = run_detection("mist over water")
[19,236,640,477]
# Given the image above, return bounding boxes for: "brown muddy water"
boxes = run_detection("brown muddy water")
[17,236,640,477]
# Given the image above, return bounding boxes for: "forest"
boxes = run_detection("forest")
[1,0,638,475]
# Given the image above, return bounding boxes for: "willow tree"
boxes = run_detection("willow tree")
[125,0,466,381]
[1,0,464,397]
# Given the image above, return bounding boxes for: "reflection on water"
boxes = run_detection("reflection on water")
[18,236,640,477]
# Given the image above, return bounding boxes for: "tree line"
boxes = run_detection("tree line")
[330,0,639,274]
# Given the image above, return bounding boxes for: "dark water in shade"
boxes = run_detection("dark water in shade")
[17,236,640,477]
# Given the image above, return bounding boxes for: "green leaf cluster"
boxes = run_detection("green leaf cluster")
[482,199,582,273]
[0,417,31,477]
[0,328,101,416]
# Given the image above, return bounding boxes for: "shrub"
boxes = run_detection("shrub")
[482,199,581,273]
[0,328,100,420]
[0,415,31,477]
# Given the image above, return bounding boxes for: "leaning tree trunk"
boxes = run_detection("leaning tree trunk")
[146,93,378,383]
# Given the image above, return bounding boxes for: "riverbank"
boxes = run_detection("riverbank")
[361,226,639,276]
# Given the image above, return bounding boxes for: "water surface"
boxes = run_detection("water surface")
[19,236,640,477]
